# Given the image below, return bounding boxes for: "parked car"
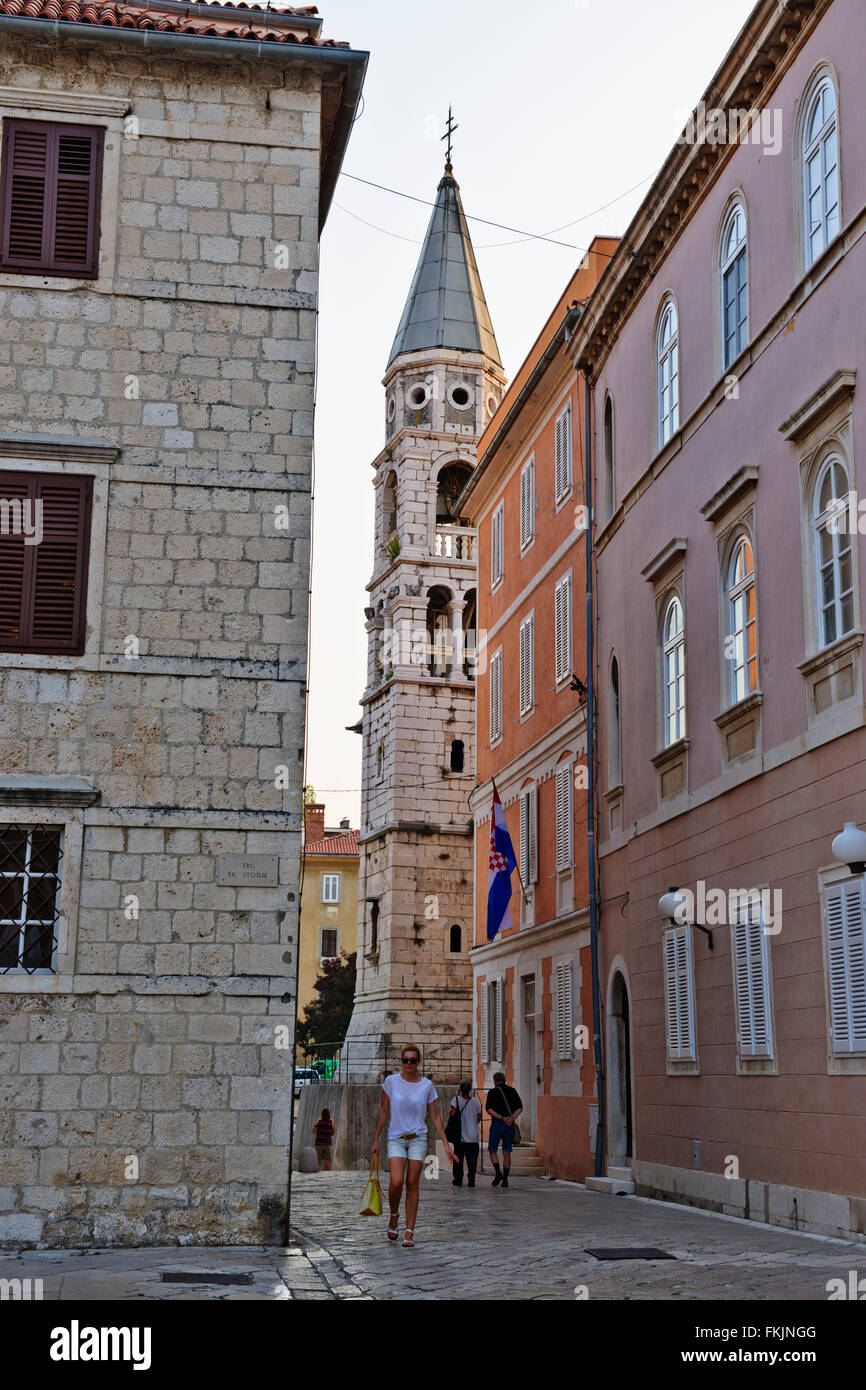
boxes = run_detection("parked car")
[294,1067,319,1098]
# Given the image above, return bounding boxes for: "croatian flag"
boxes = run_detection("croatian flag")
[487,782,517,940]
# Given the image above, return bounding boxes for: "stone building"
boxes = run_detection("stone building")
[342,159,506,1080]
[0,2,365,1246]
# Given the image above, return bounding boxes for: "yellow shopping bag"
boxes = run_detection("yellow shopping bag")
[360,1154,383,1216]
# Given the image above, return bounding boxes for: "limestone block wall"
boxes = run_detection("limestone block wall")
[0,36,322,1245]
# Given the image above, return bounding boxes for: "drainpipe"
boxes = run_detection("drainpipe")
[583,371,605,1178]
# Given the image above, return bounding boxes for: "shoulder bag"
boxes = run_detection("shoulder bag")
[496,1085,522,1146]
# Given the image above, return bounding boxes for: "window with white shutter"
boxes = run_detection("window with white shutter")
[494,975,506,1061]
[555,402,573,504]
[321,873,341,903]
[520,455,535,549]
[519,613,534,716]
[555,961,574,1060]
[554,574,572,683]
[555,764,573,872]
[731,903,774,1059]
[480,980,490,1063]
[489,647,502,744]
[824,878,866,1055]
[491,503,504,587]
[663,924,696,1061]
[518,785,537,886]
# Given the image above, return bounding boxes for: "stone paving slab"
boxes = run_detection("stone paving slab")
[290,1171,866,1301]
[0,1242,363,1301]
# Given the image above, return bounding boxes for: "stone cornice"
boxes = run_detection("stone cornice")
[569,0,831,380]
[779,369,857,443]
[641,537,687,584]
[0,86,130,118]
[0,433,120,467]
[0,776,100,807]
[700,465,760,523]
[469,907,590,964]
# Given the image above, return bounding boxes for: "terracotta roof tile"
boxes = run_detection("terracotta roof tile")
[0,0,351,45]
[304,831,359,857]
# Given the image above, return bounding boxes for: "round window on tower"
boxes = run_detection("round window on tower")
[407,383,430,410]
[486,393,498,419]
[449,384,473,410]
[387,395,396,423]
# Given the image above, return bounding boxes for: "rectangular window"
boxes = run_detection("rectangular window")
[519,613,534,716]
[824,878,866,1055]
[555,403,573,504]
[0,472,93,655]
[663,924,696,1061]
[555,961,574,1060]
[732,904,774,1059]
[320,928,338,960]
[555,764,573,872]
[518,784,537,886]
[520,455,535,549]
[490,502,504,587]
[321,873,340,903]
[480,978,490,1063]
[489,647,502,744]
[0,824,63,973]
[0,119,104,277]
[554,574,572,683]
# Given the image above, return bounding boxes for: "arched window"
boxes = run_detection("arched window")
[727,535,758,703]
[462,589,477,679]
[370,900,379,955]
[376,741,385,781]
[602,394,614,521]
[720,201,748,368]
[657,298,679,449]
[436,463,472,525]
[383,470,398,538]
[449,924,462,953]
[450,738,464,773]
[662,595,685,746]
[803,77,839,267]
[813,455,853,647]
[426,586,451,676]
[609,654,621,787]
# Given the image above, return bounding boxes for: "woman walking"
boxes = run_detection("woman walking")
[312,1107,335,1171]
[371,1044,455,1247]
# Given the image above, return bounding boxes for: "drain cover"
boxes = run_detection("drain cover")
[585,1247,675,1261]
[161,1272,254,1285]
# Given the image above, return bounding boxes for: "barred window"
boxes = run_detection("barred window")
[0,824,63,973]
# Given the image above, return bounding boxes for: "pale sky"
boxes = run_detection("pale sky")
[308,0,756,828]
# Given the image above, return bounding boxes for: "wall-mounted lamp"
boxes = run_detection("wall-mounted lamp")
[831,822,866,875]
[658,884,714,950]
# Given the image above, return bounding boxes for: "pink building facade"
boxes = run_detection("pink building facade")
[572,0,866,1238]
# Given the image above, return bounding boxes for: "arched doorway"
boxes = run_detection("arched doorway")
[608,969,633,1164]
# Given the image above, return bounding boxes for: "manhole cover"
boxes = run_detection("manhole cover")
[161,1272,254,1285]
[585,1247,675,1261]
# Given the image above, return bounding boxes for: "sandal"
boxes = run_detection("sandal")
[387,1214,399,1241]
[402,1228,415,1248]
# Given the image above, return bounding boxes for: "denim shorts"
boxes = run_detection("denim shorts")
[387,1134,427,1161]
[488,1118,515,1153]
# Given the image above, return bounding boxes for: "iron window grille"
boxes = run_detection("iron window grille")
[0,824,63,973]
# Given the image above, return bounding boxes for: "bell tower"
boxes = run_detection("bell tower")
[343,158,506,1080]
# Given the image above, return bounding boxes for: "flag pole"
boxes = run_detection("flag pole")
[492,778,528,902]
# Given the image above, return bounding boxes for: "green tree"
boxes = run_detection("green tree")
[297,951,356,1049]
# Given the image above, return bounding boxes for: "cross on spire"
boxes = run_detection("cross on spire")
[441,104,459,168]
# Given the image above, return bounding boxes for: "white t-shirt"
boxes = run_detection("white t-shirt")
[383,1073,437,1138]
[450,1095,482,1143]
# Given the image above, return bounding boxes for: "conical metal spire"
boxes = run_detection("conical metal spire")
[387,165,501,368]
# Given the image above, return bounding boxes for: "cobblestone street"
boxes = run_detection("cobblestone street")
[290,1171,866,1301]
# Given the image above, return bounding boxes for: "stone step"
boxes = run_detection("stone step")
[608,1165,634,1181]
[584,1174,636,1195]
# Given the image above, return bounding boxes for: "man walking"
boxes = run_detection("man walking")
[486,1071,523,1188]
[448,1080,482,1187]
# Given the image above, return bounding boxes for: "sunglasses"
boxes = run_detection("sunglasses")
[402,1056,420,1064]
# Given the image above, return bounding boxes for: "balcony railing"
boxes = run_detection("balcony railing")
[434,526,476,561]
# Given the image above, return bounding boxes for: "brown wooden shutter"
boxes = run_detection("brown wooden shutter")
[0,471,92,654]
[1,120,103,276]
